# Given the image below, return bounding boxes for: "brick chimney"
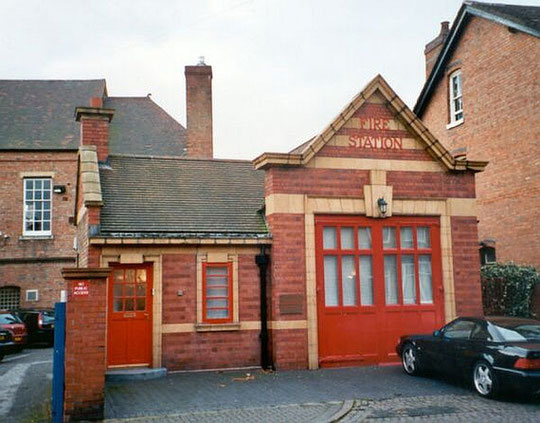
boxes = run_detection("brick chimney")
[424,21,450,78]
[75,97,114,163]
[185,58,213,159]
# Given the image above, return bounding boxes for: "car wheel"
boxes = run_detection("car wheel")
[402,343,421,376]
[473,361,498,398]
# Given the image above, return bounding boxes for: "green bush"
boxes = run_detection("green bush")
[481,263,539,318]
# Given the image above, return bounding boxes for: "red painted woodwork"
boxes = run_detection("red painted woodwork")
[107,263,153,367]
[315,215,444,367]
[202,262,233,324]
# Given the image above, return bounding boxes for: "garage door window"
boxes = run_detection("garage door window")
[383,225,434,306]
[318,218,438,310]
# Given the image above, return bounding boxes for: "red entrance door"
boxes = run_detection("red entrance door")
[315,216,444,367]
[107,264,153,367]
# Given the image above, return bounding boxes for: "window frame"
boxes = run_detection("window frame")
[447,69,463,127]
[22,177,53,237]
[202,262,234,324]
[26,289,39,302]
[316,216,441,312]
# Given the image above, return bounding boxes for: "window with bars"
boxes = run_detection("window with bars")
[0,286,21,309]
[448,70,463,125]
[202,263,233,323]
[23,178,52,236]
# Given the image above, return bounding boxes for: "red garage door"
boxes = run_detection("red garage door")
[315,215,444,367]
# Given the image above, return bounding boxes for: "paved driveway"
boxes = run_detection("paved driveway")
[0,346,52,422]
[105,365,540,422]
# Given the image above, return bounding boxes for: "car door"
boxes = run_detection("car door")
[438,319,476,373]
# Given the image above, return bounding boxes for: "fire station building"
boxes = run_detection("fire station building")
[74,66,487,371]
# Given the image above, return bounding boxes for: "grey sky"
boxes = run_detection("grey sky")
[2,0,537,159]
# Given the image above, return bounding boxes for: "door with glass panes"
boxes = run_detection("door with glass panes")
[107,264,153,366]
[315,216,444,367]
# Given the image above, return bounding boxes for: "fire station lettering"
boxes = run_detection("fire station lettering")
[348,134,403,150]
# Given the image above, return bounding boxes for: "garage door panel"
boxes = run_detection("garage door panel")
[316,216,444,367]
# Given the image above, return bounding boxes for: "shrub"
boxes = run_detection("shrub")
[481,263,539,318]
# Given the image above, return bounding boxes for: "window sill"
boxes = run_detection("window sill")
[19,235,54,241]
[195,322,240,332]
[446,119,464,130]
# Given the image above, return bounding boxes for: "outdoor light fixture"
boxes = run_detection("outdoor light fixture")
[377,197,388,217]
[53,185,66,194]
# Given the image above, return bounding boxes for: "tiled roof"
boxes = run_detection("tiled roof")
[0,80,105,150]
[99,155,268,237]
[470,1,540,33]
[0,80,187,156]
[414,1,540,116]
[104,97,186,157]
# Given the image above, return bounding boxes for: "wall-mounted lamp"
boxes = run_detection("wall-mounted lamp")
[0,231,10,246]
[53,185,66,194]
[377,197,388,217]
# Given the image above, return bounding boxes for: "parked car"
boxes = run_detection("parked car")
[397,316,540,398]
[0,312,27,351]
[11,309,54,346]
[0,329,16,361]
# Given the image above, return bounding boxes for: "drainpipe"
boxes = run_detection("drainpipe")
[255,245,271,370]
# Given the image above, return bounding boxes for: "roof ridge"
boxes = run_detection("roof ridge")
[109,153,254,164]
[0,78,106,82]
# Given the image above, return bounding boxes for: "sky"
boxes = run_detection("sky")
[1,0,538,160]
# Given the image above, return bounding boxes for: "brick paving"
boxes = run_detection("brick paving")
[105,366,540,422]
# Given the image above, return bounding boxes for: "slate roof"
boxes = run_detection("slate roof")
[0,80,187,156]
[104,97,186,157]
[0,80,105,150]
[414,1,540,116]
[99,155,268,237]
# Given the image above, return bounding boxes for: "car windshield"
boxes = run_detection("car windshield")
[0,313,23,324]
[492,322,540,342]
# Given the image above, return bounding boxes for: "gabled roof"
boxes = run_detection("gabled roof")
[0,80,187,156]
[254,74,487,172]
[414,1,540,117]
[104,97,186,157]
[0,79,106,150]
[99,155,268,238]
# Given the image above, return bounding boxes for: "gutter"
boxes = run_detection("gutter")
[255,245,272,370]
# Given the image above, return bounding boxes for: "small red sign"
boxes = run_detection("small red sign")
[72,280,90,297]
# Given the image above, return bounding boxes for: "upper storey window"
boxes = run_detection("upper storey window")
[448,70,463,127]
[23,178,52,236]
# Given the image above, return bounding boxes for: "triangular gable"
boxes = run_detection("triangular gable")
[254,75,487,172]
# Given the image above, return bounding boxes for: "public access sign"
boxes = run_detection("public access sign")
[72,280,90,297]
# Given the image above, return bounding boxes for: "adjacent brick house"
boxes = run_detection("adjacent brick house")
[0,80,186,309]
[415,1,540,268]
[74,69,487,371]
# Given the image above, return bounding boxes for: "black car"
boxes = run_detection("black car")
[396,316,540,398]
[12,309,55,346]
[0,329,16,361]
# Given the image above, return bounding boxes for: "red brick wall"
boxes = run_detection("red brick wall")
[161,252,261,370]
[80,117,110,162]
[64,272,108,421]
[421,17,540,268]
[0,151,77,307]
[451,216,483,316]
[185,65,213,159]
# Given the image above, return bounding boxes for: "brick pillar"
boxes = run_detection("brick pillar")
[75,106,114,163]
[62,267,110,422]
[185,62,213,158]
